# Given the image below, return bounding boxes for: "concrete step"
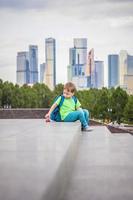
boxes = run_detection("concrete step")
[0,119,81,200]
[63,126,133,200]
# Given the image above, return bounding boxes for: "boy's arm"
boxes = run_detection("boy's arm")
[45,103,58,118]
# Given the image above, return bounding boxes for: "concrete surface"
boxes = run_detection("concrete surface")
[0,119,80,200]
[63,126,133,200]
[1,120,133,200]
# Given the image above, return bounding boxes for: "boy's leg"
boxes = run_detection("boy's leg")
[64,110,88,128]
[83,109,89,125]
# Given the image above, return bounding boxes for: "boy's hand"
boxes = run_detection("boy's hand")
[45,113,50,119]
[45,113,51,122]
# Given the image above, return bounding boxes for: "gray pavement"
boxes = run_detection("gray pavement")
[0,119,80,200]
[63,126,133,200]
[0,120,133,200]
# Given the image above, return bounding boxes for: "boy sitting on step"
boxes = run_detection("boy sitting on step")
[45,82,92,131]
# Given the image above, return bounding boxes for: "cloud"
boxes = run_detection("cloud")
[0,0,48,9]
[0,0,133,19]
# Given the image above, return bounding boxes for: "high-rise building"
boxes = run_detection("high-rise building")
[119,50,133,94]
[124,75,133,94]
[125,54,133,94]
[86,48,95,88]
[119,50,128,87]
[67,65,72,82]
[16,52,30,86]
[73,38,87,76]
[95,61,104,89]
[108,54,119,88]
[29,45,38,84]
[69,48,76,77]
[69,38,88,89]
[40,63,45,83]
[127,55,133,75]
[45,38,56,90]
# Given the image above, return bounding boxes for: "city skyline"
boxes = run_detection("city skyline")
[0,0,133,86]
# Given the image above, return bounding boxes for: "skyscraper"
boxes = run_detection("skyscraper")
[127,55,133,75]
[40,63,45,83]
[45,38,56,90]
[70,38,88,89]
[16,52,30,86]
[69,48,76,77]
[67,65,72,82]
[124,54,133,94]
[29,45,38,84]
[86,48,95,88]
[108,54,119,88]
[119,50,128,87]
[73,38,87,76]
[112,50,133,94]
[95,61,104,89]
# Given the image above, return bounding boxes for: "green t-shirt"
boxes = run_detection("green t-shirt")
[55,96,81,120]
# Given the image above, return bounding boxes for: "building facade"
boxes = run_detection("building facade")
[119,50,128,88]
[29,45,38,84]
[119,50,133,94]
[95,61,104,89]
[40,63,45,83]
[69,38,88,89]
[108,54,119,88]
[45,38,56,90]
[86,48,95,88]
[16,52,30,86]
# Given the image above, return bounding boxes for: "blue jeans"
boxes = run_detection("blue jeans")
[64,109,89,128]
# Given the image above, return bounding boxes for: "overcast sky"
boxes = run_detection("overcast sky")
[0,0,133,86]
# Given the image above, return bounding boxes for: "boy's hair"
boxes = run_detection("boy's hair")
[64,82,76,93]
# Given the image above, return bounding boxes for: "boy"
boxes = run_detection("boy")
[45,82,93,131]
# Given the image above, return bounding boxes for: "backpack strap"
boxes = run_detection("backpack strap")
[72,96,78,110]
[58,95,65,108]
[58,95,77,109]
[72,96,77,104]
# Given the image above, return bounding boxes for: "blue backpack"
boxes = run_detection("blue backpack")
[50,95,77,122]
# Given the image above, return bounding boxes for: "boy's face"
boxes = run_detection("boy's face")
[63,89,74,98]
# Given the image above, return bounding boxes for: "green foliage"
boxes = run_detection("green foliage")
[50,83,64,106]
[109,87,128,123]
[2,81,14,107]
[124,95,133,123]
[32,83,52,108]
[0,79,132,124]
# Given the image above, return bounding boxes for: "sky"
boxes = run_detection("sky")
[0,0,133,86]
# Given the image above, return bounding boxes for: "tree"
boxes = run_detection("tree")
[96,88,109,121]
[110,87,128,123]
[33,83,52,108]
[76,88,99,119]
[124,95,133,123]
[2,81,14,108]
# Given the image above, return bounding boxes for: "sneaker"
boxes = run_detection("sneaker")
[82,126,93,132]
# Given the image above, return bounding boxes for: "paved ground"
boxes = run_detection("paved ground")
[0,119,80,200]
[0,120,133,200]
[63,126,133,200]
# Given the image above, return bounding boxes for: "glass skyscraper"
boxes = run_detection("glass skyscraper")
[127,55,133,75]
[45,38,56,90]
[108,54,119,88]
[87,48,95,88]
[73,38,87,76]
[16,52,30,86]
[40,63,45,83]
[69,38,88,89]
[29,45,38,84]
[95,61,104,89]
